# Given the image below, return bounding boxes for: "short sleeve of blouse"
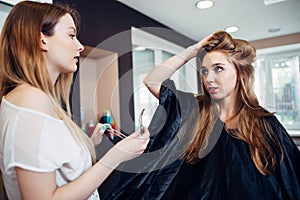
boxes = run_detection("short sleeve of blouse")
[4,109,82,174]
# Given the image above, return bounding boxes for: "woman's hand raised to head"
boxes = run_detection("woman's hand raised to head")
[181,33,214,61]
[144,33,214,99]
[195,33,214,51]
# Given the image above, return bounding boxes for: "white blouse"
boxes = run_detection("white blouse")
[0,98,99,200]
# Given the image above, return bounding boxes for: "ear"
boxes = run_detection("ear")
[40,32,48,51]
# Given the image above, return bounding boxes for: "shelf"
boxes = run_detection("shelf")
[79,45,120,131]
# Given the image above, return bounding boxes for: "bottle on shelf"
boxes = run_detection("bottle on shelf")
[80,107,87,132]
[99,110,112,125]
[99,110,117,141]
[87,120,95,136]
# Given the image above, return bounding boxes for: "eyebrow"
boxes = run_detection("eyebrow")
[201,63,225,68]
[68,27,77,33]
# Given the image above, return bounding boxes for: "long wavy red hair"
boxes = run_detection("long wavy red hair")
[182,31,283,175]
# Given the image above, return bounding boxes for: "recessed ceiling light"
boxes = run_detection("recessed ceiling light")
[262,0,286,6]
[196,0,214,9]
[225,26,239,33]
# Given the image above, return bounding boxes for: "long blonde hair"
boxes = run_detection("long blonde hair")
[0,1,96,162]
[182,31,283,175]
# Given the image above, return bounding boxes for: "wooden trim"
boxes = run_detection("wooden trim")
[250,32,300,49]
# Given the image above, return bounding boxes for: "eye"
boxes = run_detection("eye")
[214,66,223,72]
[200,68,208,77]
[69,34,76,39]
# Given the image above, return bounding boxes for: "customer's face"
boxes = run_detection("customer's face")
[200,50,239,102]
[42,13,84,78]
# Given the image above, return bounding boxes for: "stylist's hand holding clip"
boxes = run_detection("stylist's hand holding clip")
[116,127,150,160]
[99,127,150,169]
[90,123,108,146]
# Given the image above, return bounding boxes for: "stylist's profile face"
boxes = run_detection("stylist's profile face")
[200,51,239,101]
[42,13,84,74]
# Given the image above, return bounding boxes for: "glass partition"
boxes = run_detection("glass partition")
[131,27,198,129]
[0,2,11,32]
[255,44,300,136]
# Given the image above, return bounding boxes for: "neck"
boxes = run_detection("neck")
[43,57,59,86]
[218,97,239,128]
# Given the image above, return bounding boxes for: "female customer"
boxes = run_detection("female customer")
[141,31,300,199]
[0,1,149,200]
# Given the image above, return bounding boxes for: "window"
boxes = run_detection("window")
[131,27,198,128]
[1,1,53,33]
[255,44,300,135]
[0,2,11,32]
[132,47,157,128]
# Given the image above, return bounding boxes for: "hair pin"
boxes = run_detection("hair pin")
[139,108,145,135]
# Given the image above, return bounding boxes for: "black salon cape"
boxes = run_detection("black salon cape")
[99,79,300,200]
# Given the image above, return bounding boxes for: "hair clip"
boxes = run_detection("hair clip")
[102,108,145,141]
[139,108,145,135]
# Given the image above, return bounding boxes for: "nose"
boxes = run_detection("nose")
[205,70,215,83]
[76,39,84,52]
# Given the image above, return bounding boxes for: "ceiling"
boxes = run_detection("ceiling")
[117,0,300,42]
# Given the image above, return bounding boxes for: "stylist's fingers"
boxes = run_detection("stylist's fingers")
[121,128,150,149]
[135,127,150,150]
[140,127,150,139]
[91,123,110,146]
[93,123,102,134]
[139,128,150,153]
[129,127,150,141]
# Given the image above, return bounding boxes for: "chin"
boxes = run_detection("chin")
[69,65,78,72]
[72,66,78,72]
[210,95,223,101]
[62,67,77,74]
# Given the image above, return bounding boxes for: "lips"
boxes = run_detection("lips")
[74,56,80,63]
[207,86,218,93]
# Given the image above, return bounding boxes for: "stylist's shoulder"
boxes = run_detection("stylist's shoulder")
[10,85,57,118]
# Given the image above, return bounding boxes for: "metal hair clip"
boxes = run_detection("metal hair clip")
[139,108,145,135]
